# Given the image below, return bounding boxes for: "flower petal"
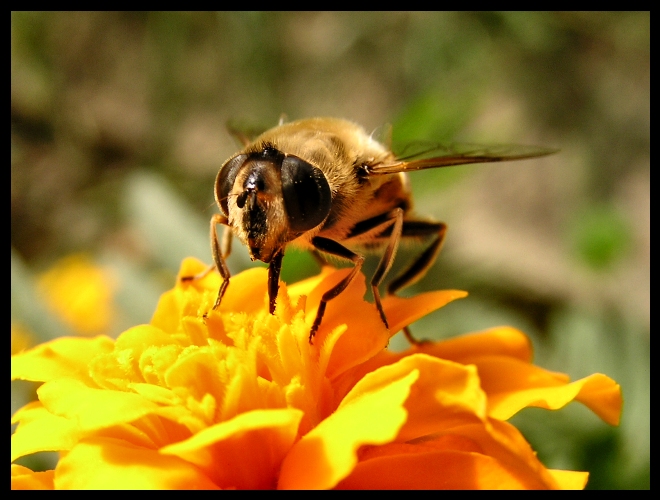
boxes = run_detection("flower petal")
[377,355,488,442]
[472,357,622,425]
[11,336,115,385]
[339,419,561,489]
[278,368,419,489]
[336,450,547,489]
[287,265,336,299]
[11,464,54,490]
[381,289,468,336]
[11,402,80,462]
[162,408,303,489]
[547,469,589,490]
[54,437,219,489]
[413,326,534,364]
[38,379,163,432]
[312,270,391,380]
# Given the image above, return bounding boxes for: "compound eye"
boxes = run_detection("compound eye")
[216,154,248,215]
[281,156,332,233]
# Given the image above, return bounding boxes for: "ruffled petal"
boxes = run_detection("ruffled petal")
[337,450,547,489]
[11,336,115,385]
[338,419,560,489]
[54,437,219,489]
[414,326,534,364]
[162,408,303,489]
[472,358,622,425]
[11,464,54,490]
[278,368,419,489]
[310,270,391,380]
[37,379,163,432]
[343,354,487,442]
[381,289,468,336]
[11,402,80,462]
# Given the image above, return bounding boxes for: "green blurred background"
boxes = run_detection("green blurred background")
[11,12,649,489]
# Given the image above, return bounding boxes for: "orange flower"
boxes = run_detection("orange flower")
[11,258,622,489]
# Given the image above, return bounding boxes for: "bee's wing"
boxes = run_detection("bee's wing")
[369,143,558,175]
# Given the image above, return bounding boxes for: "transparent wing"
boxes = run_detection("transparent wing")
[369,142,558,175]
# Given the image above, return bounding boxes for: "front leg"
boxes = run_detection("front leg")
[267,250,284,315]
[180,214,233,311]
[210,213,232,310]
[309,237,365,343]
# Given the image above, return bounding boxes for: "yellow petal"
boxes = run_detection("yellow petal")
[547,469,589,490]
[278,368,419,489]
[11,464,54,490]
[11,336,115,384]
[214,267,269,315]
[12,402,80,462]
[163,408,303,489]
[54,437,219,489]
[38,379,162,432]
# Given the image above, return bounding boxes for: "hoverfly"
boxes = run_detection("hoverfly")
[186,117,556,343]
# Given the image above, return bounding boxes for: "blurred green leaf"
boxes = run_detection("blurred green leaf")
[570,205,632,270]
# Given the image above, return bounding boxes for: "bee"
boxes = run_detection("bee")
[187,117,555,343]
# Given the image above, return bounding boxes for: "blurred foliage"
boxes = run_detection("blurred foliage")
[11,12,648,489]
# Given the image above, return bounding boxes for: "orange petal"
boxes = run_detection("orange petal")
[412,326,534,364]
[11,336,115,385]
[162,408,303,489]
[54,437,219,489]
[385,355,487,442]
[287,265,336,299]
[278,368,419,489]
[336,450,549,489]
[472,357,622,424]
[381,289,468,335]
[314,271,391,380]
[338,419,560,489]
[329,327,533,408]
[11,464,54,490]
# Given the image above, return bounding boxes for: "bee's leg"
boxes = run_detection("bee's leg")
[210,214,234,310]
[308,209,404,343]
[369,208,404,329]
[267,249,284,315]
[180,264,215,282]
[179,214,232,311]
[386,220,447,345]
[309,237,365,343]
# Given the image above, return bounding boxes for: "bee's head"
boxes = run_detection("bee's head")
[215,147,332,263]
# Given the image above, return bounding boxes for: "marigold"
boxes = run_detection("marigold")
[11,257,622,489]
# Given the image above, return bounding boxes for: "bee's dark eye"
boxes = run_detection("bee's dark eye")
[216,154,248,215]
[281,156,331,232]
